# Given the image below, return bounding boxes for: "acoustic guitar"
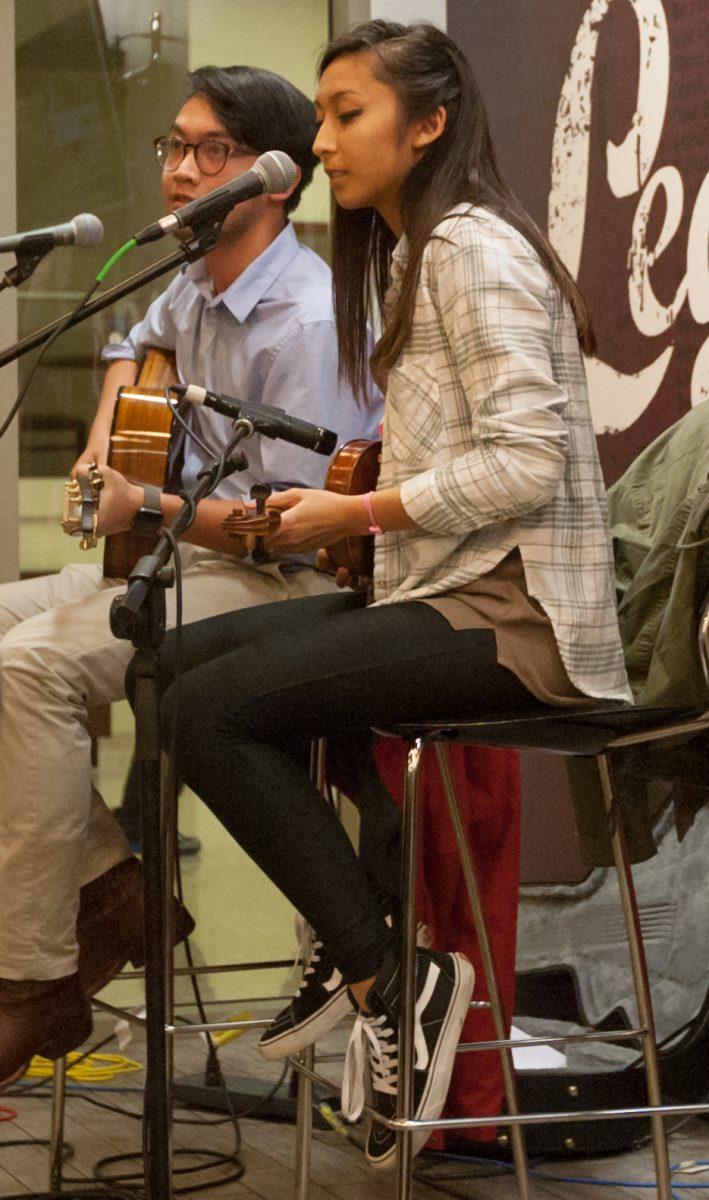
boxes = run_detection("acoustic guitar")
[103,347,177,579]
[63,348,279,571]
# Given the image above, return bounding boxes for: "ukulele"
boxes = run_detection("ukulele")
[322,438,381,580]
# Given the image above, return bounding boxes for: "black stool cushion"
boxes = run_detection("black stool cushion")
[379,705,709,756]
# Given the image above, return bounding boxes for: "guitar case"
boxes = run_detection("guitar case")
[503,802,709,1155]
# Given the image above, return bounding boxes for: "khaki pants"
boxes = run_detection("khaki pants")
[0,549,336,980]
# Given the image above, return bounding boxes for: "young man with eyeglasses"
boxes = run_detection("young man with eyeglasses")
[0,65,381,1088]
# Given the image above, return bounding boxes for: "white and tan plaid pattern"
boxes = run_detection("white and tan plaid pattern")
[373,205,631,703]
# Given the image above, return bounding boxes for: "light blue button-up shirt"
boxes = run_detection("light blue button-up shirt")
[103,223,382,502]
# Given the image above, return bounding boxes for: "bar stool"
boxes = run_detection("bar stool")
[290,594,709,1200]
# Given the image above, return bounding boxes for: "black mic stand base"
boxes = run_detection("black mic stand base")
[114,572,173,1200]
[172,1072,338,1128]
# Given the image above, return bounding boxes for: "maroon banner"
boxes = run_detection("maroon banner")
[449,0,708,483]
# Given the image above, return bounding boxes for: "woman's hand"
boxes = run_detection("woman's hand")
[264,488,367,553]
[75,464,144,538]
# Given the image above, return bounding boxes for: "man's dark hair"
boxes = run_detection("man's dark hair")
[188,65,318,214]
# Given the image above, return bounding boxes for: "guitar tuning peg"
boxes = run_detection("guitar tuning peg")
[250,483,271,514]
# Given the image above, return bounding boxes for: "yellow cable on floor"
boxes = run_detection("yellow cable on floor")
[27,1010,254,1082]
[26,1051,143,1083]
[207,1011,252,1047]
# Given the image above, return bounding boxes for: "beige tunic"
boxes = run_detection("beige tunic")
[422,549,592,707]
[375,206,631,705]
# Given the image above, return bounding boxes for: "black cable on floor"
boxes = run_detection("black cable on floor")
[0,1191,135,1200]
[0,1138,74,1159]
[92,1147,244,1195]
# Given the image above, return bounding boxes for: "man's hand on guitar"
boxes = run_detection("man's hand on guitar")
[70,434,112,481]
[264,488,368,553]
[75,464,144,538]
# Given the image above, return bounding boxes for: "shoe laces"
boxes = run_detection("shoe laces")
[293,914,321,996]
[341,1010,398,1122]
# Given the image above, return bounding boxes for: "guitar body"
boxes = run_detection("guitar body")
[324,439,381,579]
[103,348,177,580]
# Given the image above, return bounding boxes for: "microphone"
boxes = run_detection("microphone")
[0,213,104,255]
[134,150,298,245]
[173,383,338,457]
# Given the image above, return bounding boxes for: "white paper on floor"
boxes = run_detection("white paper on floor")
[510,1025,567,1069]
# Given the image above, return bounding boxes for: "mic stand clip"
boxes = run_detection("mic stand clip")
[0,240,54,291]
[170,201,236,259]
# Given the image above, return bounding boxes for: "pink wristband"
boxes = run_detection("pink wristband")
[361,491,383,535]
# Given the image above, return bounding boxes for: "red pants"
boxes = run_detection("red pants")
[373,740,521,1147]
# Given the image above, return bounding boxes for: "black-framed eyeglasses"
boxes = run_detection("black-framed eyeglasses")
[153,135,239,176]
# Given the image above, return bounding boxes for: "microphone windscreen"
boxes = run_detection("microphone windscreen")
[72,213,105,248]
[254,151,298,193]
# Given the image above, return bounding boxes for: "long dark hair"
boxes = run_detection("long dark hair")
[318,21,595,399]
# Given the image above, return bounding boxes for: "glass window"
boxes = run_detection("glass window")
[15,0,330,574]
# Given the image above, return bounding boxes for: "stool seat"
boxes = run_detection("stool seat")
[380,703,709,755]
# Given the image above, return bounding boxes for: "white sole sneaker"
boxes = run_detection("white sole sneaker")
[366,952,475,1171]
[411,952,475,1159]
[258,986,353,1061]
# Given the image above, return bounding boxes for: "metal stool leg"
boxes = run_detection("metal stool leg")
[291,740,329,1200]
[597,753,671,1200]
[396,740,424,1200]
[435,744,531,1200]
[294,1045,315,1200]
[48,1055,67,1192]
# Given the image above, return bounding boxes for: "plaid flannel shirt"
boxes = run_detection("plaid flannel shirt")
[372,205,632,703]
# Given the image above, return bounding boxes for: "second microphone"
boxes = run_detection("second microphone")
[172,383,338,457]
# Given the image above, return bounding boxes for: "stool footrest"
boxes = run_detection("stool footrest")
[365,1099,709,1132]
[458,1025,647,1052]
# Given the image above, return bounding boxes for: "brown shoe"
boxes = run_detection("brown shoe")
[0,973,92,1092]
[77,857,195,996]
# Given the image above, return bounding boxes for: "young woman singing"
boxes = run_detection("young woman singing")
[125,20,631,1168]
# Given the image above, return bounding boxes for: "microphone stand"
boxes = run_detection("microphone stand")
[0,235,212,369]
[109,418,255,1200]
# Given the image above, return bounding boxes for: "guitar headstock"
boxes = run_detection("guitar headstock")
[61,464,104,550]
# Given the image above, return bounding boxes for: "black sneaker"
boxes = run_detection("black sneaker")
[341,948,475,1170]
[258,916,431,1062]
[258,917,352,1061]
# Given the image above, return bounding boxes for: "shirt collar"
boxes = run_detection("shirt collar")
[184,223,300,322]
[391,233,408,265]
[390,204,475,269]
[385,234,409,313]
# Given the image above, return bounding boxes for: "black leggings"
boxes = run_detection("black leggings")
[133,590,543,983]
